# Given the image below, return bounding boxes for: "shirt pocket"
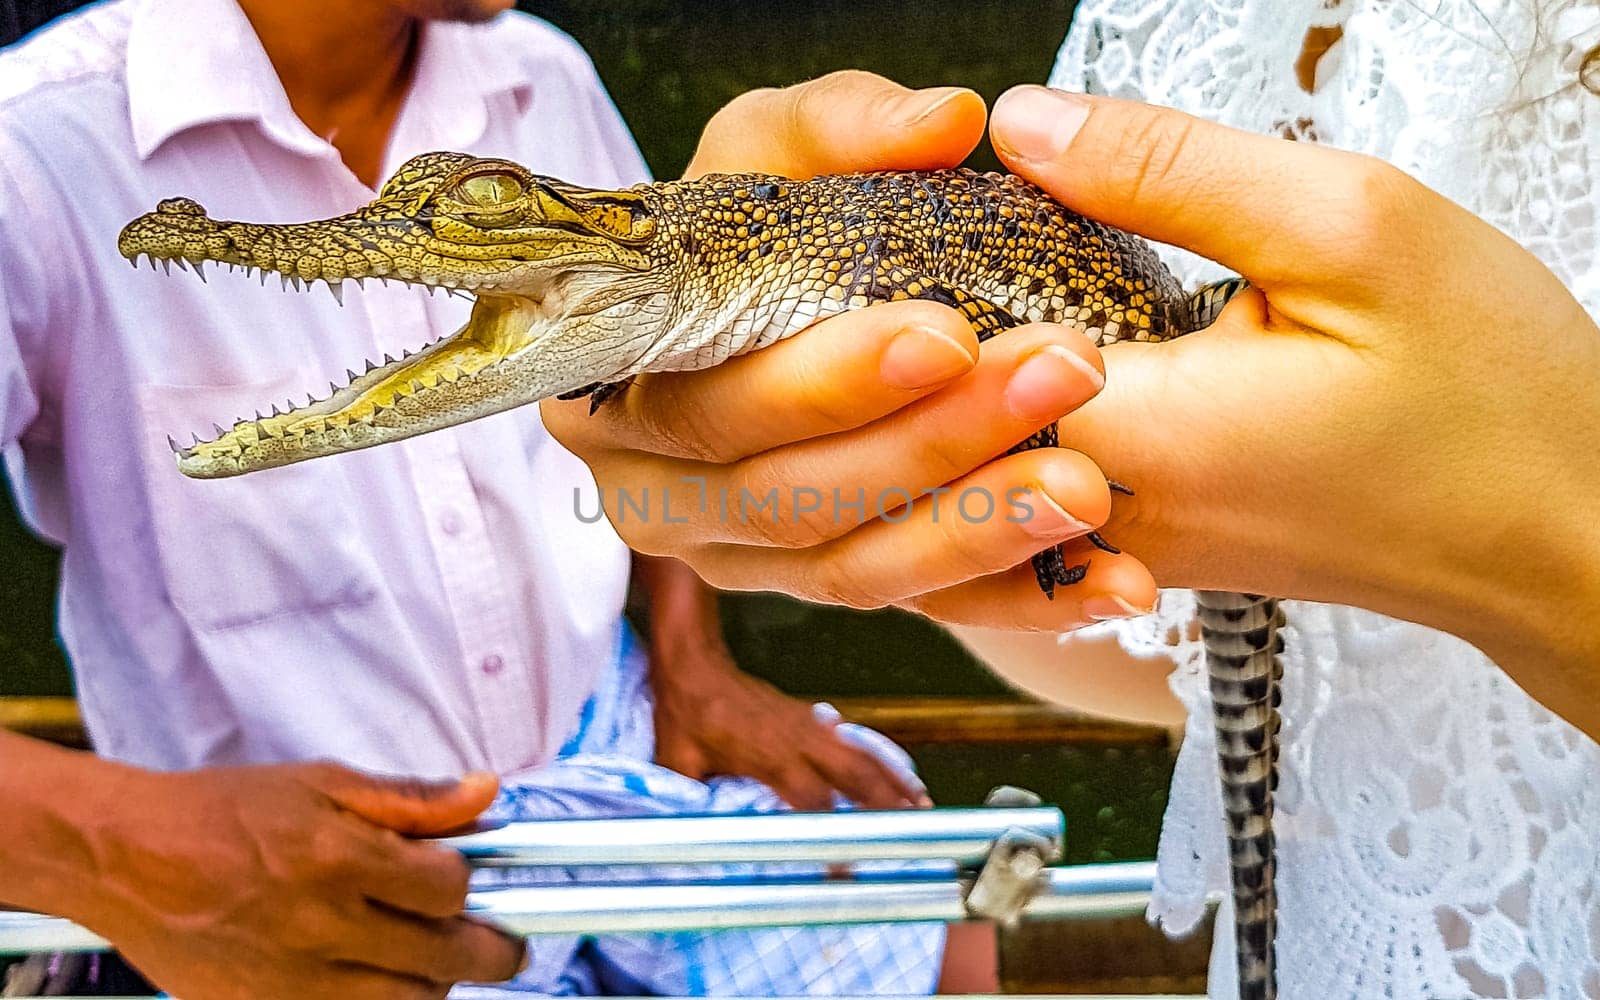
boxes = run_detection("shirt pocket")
[135,373,380,632]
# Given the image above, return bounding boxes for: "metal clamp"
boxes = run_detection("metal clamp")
[962,827,1052,926]
[960,787,1056,926]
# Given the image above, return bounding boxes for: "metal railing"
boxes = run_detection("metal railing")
[444,806,1062,868]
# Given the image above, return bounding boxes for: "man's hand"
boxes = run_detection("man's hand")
[78,760,524,1000]
[635,553,924,810]
[544,73,1158,634]
[650,627,927,811]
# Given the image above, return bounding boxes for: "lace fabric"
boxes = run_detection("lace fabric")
[1048,3,1600,997]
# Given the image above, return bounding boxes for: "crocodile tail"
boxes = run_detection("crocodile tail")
[1181,276,1250,333]
[1195,590,1284,1000]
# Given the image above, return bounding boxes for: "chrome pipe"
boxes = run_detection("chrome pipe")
[0,913,108,955]
[444,807,1063,867]
[0,862,1155,955]
[471,862,1155,935]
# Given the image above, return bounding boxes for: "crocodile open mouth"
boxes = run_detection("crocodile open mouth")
[118,198,557,478]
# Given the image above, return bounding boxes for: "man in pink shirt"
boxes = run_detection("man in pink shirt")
[0,1,954,995]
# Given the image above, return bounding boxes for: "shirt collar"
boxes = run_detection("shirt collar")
[126,0,536,163]
[400,17,535,155]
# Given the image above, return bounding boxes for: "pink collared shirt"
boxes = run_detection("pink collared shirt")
[0,0,648,777]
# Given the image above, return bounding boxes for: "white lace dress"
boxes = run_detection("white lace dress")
[1048,3,1600,997]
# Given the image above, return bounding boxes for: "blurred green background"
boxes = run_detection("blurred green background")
[0,0,1175,866]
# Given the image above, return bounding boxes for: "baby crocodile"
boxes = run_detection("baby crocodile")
[119,154,1285,1000]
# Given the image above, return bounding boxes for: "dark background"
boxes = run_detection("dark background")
[0,0,1179,868]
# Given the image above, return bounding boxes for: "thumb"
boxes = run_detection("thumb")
[687,70,986,179]
[988,85,1419,295]
[309,765,501,837]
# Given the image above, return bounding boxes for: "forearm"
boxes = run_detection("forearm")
[947,625,1186,731]
[0,729,134,919]
[632,552,725,667]
[1454,503,1600,741]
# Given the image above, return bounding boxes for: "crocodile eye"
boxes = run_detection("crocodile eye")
[453,173,525,207]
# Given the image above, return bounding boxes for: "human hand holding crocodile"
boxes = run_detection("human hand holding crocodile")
[549,76,1600,738]
[542,72,1163,632]
[0,732,526,1000]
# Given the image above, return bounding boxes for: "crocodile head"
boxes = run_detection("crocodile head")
[118,151,669,478]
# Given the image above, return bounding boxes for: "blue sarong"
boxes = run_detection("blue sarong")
[452,623,947,997]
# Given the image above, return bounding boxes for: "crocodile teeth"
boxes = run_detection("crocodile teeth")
[327,280,344,306]
[166,434,181,453]
[160,259,172,276]
[193,261,207,283]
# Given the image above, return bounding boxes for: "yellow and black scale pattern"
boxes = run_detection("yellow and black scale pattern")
[616,167,1189,591]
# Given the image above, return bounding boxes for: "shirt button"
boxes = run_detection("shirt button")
[440,510,463,536]
[480,654,505,677]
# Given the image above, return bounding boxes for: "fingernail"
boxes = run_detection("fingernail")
[1017,483,1095,538]
[1082,593,1155,621]
[881,324,978,389]
[895,86,972,125]
[992,85,1091,161]
[1005,343,1105,422]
